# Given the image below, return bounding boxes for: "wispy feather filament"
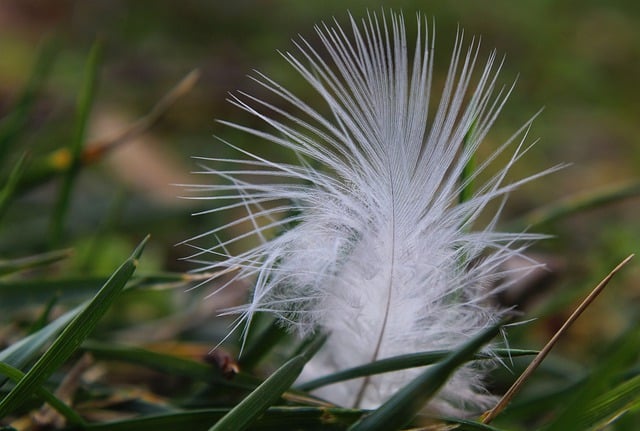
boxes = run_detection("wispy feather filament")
[185,11,560,414]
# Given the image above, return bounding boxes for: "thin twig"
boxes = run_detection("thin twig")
[513,181,640,229]
[481,253,635,424]
[82,69,201,163]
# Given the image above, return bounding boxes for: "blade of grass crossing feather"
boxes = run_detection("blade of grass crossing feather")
[49,41,102,245]
[348,322,503,431]
[0,39,58,161]
[208,334,327,431]
[545,324,640,431]
[0,362,84,425]
[298,348,537,392]
[0,235,147,417]
[459,119,477,205]
[0,152,28,225]
[442,417,510,431]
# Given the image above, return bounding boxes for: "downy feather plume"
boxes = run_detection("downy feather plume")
[184,11,557,415]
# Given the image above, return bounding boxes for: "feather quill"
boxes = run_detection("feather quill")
[184,11,558,415]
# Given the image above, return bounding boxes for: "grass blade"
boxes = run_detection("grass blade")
[348,322,503,431]
[0,306,79,388]
[544,324,640,431]
[238,315,288,370]
[580,374,640,430]
[208,334,327,431]
[297,348,536,392]
[0,248,72,277]
[0,235,148,417]
[81,340,259,390]
[482,254,634,424]
[0,152,28,226]
[443,417,510,430]
[49,41,102,245]
[82,406,361,431]
[513,181,640,229]
[0,38,58,161]
[0,362,84,425]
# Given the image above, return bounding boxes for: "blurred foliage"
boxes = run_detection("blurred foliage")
[0,1,639,430]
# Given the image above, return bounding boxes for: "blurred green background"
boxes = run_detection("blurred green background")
[1,0,639,376]
[1,1,640,429]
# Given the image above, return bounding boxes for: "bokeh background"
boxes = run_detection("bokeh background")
[1,0,639,377]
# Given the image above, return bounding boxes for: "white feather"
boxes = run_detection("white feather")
[184,11,560,414]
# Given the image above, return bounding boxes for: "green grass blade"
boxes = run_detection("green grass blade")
[208,334,327,431]
[580,374,640,430]
[458,119,477,205]
[81,340,259,390]
[49,41,102,245]
[442,417,510,430]
[348,322,503,431]
[0,277,107,310]
[0,362,84,425]
[0,305,79,388]
[238,315,288,370]
[297,348,536,392]
[0,152,28,225]
[82,407,361,431]
[0,235,148,417]
[0,248,72,277]
[27,295,59,334]
[0,38,58,161]
[0,272,200,311]
[513,180,640,229]
[545,324,640,431]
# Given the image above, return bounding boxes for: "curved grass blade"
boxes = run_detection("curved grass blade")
[0,235,148,417]
[208,334,327,431]
[297,348,536,392]
[0,362,84,425]
[348,322,503,431]
[513,180,640,229]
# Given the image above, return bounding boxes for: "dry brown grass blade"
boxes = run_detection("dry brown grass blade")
[480,253,635,425]
[33,353,94,428]
[82,69,200,163]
